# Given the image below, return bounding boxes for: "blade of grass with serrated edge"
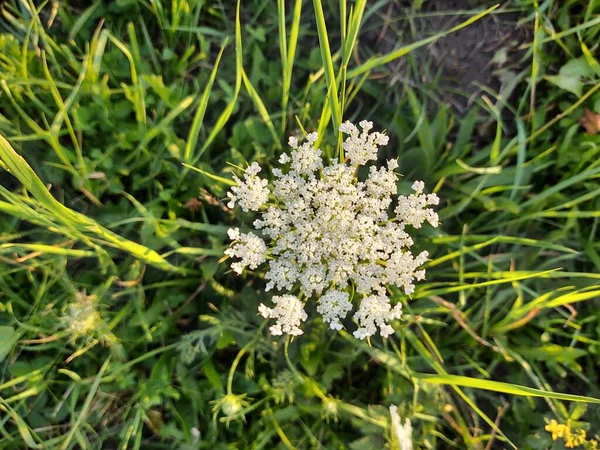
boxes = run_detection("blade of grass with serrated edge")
[191,0,243,166]
[184,39,228,163]
[0,135,181,272]
[348,5,499,78]
[313,0,341,133]
[241,69,281,149]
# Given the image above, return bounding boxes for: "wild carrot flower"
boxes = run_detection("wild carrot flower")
[225,121,439,339]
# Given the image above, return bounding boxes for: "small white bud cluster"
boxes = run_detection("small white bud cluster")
[227,162,269,212]
[225,121,439,339]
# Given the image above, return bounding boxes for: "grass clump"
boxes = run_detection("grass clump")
[1,0,600,449]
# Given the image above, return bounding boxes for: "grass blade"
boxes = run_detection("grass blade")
[0,135,181,272]
[415,373,600,404]
[60,357,111,450]
[241,69,281,149]
[313,0,341,133]
[191,0,243,165]
[184,39,228,163]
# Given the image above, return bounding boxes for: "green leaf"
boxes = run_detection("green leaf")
[0,326,18,363]
[545,57,594,97]
[545,74,584,97]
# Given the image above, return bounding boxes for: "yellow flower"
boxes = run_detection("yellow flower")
[565,429,587,448]
[546,419,566,440]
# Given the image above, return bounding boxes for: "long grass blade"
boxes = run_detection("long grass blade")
[184,39,228,163]
[313,0,341,132]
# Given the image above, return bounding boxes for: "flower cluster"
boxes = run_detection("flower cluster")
[225,121,439,339]
[545,419,598,449]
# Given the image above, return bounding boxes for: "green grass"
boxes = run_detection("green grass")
[1,0,600,448]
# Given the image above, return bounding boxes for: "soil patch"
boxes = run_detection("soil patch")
[366,0,531,114]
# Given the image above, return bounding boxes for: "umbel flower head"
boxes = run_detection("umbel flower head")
[225,121,439,339]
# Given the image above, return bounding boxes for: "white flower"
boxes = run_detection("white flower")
[288,135,323,175]
[259,295,307,336]
[226,122,439,338]
[353,294,402,339]
[385,250,429,295]
[390,405,413,450]
[395,181,440,229]
[317,290,353,330]
[339,120,389,166]
[224,231,267,274]
[227,162,269,212]
[227,227,240,240]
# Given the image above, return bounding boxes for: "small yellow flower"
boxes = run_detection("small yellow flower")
[565,429,587,448]
[546,419,566,440]
[546,419,597,449]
